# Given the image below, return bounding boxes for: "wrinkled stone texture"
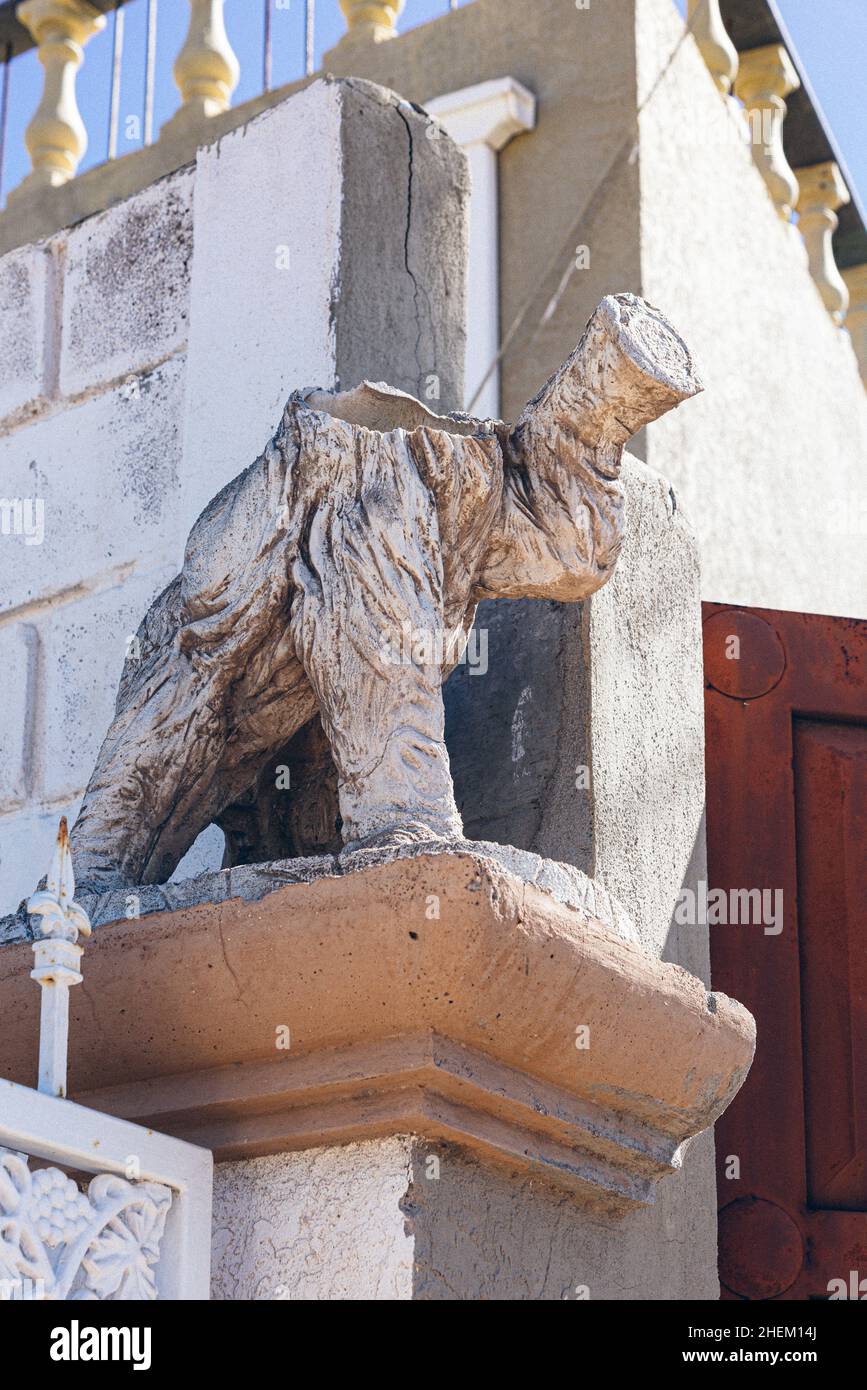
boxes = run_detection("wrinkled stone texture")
[1,835,637,945]
[68,295,701,892]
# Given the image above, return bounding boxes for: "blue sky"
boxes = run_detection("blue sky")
[1,0,864,214]
[772,0,867,209]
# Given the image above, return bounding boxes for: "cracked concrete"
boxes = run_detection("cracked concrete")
[0,838,639,946]
[335,79,468,409]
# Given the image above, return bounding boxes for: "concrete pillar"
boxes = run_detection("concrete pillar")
[180,77,468,525]
[0,69,740,1302]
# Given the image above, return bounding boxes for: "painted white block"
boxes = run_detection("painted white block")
[0,243,53,422]
[181,80,341,528]
[0,356,185,612]
[211,1138,414,1301]
[59,169,194,398]
[39,564,177,804]
[0,623,38,811]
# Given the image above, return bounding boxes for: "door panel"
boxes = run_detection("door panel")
[703,605,867,1300]
[795,720,867,1212]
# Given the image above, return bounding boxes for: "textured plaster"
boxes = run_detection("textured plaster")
[407,1133,719,1301]
[210,1130,719,1301]
[211,1138,414,1301]
[636,0,867,618]
[588,455,709,981]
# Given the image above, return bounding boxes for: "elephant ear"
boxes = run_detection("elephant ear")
[301,380,501,438]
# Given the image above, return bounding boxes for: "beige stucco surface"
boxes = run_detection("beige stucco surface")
[211,1131,719,1300]
[636,0,867,618]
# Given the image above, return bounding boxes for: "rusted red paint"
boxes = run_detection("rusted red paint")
[704,604,867,1301]
[718,1196,805,1300]
[703,608,787,700]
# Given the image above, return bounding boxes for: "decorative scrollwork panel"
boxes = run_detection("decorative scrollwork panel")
[0,1148,172,1301]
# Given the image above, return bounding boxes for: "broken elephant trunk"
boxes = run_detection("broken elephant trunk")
[511,293,704,480]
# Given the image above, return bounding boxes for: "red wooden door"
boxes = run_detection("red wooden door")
[703,604,867,1300]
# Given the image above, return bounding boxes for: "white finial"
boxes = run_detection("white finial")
[27,818,92,1098]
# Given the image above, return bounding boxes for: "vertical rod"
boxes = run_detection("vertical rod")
[263,0,272,92]
[107,6,125,161]
[305,0,315,77]
[144,0,158,146]
[0,42,11,206]
[37,982,72,1098]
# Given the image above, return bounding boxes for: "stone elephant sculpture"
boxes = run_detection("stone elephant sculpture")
[69,293,701,891]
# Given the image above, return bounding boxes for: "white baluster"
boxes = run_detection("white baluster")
[734,44,801,224]
[338,1,405,44]
[842,264,867,387]
[163,0,240,139]
[8,0,105,203]
[687,0,738,98]
[796,162,851,327]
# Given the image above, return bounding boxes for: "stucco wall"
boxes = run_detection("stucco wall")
[212,1139,415,1301]
[319,0,865,620]
[636,0,867,618]
[211,1130,718,1301]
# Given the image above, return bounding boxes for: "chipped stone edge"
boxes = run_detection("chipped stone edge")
[0,840,640,949]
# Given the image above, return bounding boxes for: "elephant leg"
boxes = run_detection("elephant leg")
[71,425,309,890]
[288,459,464,850]
[70,578,232,890]
[71,576,313,889]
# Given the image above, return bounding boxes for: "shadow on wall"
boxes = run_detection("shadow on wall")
[444,597,593,869]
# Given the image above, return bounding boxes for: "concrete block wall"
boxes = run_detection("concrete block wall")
[0,170,195,910]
